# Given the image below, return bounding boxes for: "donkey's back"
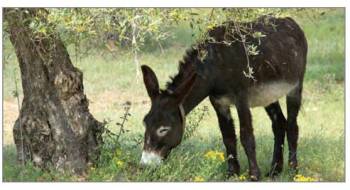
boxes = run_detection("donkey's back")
[206,16,307,107]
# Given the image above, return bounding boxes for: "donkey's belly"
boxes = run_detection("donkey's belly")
[248,81,297,107]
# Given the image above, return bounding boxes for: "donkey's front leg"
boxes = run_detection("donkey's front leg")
[236,97,260,181]
[210,96,240,177]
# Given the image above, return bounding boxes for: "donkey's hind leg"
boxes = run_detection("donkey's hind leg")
[265,101,287,177]
[286,84,303,172]
[210,96,240,177]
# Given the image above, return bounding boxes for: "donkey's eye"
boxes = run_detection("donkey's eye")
[156,126,171,137]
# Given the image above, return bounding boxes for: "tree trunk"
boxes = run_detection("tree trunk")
[4,8,104,174]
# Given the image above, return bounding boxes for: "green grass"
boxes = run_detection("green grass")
[2,9,344,182]
[300,9,345,82]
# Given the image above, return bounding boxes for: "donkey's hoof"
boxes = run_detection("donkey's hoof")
[288,161,298,175]
[227,170,239,178]
[249,170,261,181]
[249,175,260,181]
[227,163,240,177]
[265,170,281,178]
[289,161,298,170]
[265,165,283,178]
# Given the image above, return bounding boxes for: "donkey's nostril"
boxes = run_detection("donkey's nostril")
[140,151,162,166]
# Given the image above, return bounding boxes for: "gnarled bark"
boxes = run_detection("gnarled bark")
[5,8,103,174]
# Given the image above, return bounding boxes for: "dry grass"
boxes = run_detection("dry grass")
[3,100,20,145]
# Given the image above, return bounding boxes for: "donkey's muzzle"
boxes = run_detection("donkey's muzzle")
[140,151,163,166]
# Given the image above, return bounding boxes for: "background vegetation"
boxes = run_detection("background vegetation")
[2,8,344,182]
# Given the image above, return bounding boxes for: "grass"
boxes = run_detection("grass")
[2,9,345,182]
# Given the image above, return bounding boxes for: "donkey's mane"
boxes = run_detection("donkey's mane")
[162,46,202,94]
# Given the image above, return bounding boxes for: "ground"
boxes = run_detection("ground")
[2,9,345,181]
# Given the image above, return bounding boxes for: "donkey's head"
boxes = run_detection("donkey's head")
[140,65,196,166]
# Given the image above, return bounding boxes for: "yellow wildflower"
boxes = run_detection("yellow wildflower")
[193,176,205,182]
[239,175,247,181]
[293,174,317,182]
[116,160,124,167]
[204,150,225,162]
[75,25,86,33]
[217,152,225,161]
[207,23,216,30]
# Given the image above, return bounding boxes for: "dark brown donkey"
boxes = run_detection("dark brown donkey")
[140,16,307,181]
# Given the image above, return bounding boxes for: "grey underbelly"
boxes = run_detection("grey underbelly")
[214,81,297,108]
[247,81,297,107]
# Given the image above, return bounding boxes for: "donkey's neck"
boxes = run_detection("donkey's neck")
[164,47,212,115]
[182,77,211,115]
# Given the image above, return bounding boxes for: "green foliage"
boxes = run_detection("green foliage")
[3,8,338,62]
[43,8,190,52]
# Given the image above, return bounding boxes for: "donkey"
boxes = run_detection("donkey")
[140,16,307,181]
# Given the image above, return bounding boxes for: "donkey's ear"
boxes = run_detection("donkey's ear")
[141,65,160,100]
[173,72,197,104]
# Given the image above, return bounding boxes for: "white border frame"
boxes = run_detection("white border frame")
[0,1,348,190]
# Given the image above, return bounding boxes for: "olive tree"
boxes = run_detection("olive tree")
[4,8,103,174]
